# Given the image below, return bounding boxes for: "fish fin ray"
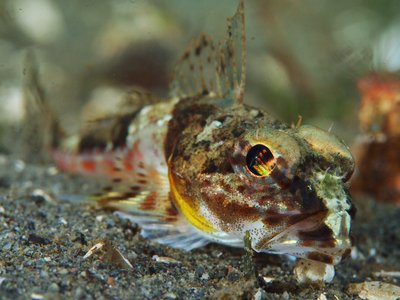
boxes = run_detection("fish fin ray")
[83,87,161,124]
[120,87,162,109]
[116,211,210,251]
[170,0,246,103]
[92,160,171,216]
[21,51,65,161]
[76,86,162,153]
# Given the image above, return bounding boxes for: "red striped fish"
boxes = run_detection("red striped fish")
[26,1,355,283]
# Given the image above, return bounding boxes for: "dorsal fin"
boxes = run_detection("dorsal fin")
[21,51,65,162]
[77,88,162,153]
[170,0,246,104]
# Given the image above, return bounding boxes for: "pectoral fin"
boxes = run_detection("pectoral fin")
[91,159,210,251]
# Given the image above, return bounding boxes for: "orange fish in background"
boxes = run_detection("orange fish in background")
[351,74,400,205]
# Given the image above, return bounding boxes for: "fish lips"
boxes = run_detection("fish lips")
[255,209,352,265]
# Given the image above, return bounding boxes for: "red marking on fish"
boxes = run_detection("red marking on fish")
[140,192,157,210]
[53,150,78,173]
[164,207,179,222]
[101,157,116,176]
[81,158,96,173]
[123,149,135,171]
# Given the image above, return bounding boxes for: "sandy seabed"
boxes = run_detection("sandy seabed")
[0,157,399,300]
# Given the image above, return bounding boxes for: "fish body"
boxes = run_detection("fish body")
[352,74,400,205]
[32,1,355,282]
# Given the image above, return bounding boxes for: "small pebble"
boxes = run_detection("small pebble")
[106,219,115,229]
[195,266,205,278]
[347,281,400,300]
[48,282,60,293]
[254,288,267,300]
[127,251,138,260]
[59,268,69,275]
[261,276,275,284]
[14,160,25,172]
[152,255,181,264]
[31,292,44,300]
[294,259,335,283]
[3,243,12,250]
[31,189,52,203]
[40,271,49,278]
[200,273,210,280]
[28,234,52,245]
[227,270,240,282]
[96,215,105,222]
[163,292,177,300]
[317,293,328,300]
[106,276,115,286]
[47,166,58,175]
[74,287,84,299]
[57,218,68,226]
[211,250,223,258]
[211,268,226,280]
[27,220,36,231]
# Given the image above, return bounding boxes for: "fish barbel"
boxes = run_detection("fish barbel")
[26,0,355,283]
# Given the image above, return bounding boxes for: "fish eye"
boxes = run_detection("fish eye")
[246,144,276,177]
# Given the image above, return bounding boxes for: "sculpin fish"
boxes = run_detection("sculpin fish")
[27,0,355,283]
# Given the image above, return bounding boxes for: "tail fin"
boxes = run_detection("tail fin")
[20,51,64,162]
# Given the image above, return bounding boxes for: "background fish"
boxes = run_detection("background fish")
[351,74,400,205]
[24,0,355,283]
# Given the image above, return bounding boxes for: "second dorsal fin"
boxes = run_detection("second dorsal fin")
[170,0,246,104]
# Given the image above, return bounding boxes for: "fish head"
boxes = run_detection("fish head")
[229,124,355,264]
[164,0,354,265]
[167,104,355,265]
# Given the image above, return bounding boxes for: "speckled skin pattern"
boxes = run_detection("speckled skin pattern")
[55,93,355,267]
[48,0,356,282]
[166,95,355,266]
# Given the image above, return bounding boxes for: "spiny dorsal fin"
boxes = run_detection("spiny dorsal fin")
[21,51,64,161]
[78,87,161,153]
[170,0,247,104]
[119,87,162,112]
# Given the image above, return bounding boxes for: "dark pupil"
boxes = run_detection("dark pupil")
[246,144,275,176]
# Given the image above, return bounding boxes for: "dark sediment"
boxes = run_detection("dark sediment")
[0,156,399,299]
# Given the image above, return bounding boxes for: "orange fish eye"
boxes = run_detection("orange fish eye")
[246,144,276,177]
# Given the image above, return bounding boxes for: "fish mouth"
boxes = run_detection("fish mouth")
[255,209,352,265]
[251,171,353,264]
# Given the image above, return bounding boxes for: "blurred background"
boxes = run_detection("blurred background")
[0,0,400,151]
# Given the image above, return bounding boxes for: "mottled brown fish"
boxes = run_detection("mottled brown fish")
[26,1,355,283]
